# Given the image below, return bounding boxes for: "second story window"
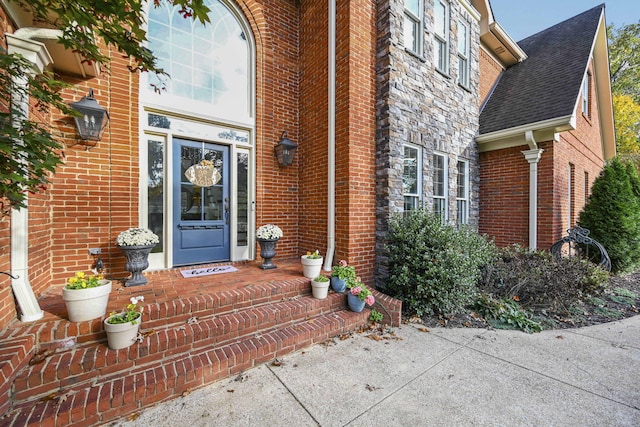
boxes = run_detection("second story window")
[582,71,591,116]
[457,20,469,87]
[404,0,423,55]
[434,0,449,73]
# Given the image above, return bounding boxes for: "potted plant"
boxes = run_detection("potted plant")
[62,271,112,322]
[116,228,159,286]
[104,296,144,350]
[346,277,375,313]
[330,260,356,293]
[301,250,323,279]
[256,224,283,269]
[311,274,330,299]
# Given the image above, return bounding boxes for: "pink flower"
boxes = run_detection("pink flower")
[365,295,375,306]
[350,286,362,296]
[339,260,348,267]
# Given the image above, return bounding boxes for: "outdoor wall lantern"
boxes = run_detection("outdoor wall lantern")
[274,131,298,166]
[69,88,110,142]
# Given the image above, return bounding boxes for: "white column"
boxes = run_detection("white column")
[7,33,53,322]
[522,149,544,251]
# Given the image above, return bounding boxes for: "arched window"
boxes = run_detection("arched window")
[146,0,251,123]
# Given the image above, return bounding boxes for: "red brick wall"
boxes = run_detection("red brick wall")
[334,0,377,283]
[479,47,503,106]
[545,61,604,248]
[299,0,328,256]
[479,146,530,247]
[244,0,301,258]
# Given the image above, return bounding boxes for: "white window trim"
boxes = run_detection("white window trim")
[433,152,448,223]
[434,0,450,74]
[456,159,469,225]
[403,0,424,55]
[457,20,470,87]
[403,143,423,211]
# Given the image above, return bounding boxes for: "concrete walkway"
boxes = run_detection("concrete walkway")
[114,316,640,426]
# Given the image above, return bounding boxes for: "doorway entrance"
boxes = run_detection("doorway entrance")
[172,138,230,265]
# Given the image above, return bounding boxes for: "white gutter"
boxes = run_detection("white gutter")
[323,0,336,272]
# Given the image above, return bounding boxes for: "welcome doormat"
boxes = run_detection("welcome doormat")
[180,265,238,278]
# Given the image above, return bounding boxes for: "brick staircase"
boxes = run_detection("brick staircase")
[0,260,401,426]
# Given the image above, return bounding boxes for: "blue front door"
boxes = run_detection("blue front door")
[173,139,230,265]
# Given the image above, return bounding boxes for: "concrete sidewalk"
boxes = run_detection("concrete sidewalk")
[114,316,640,426]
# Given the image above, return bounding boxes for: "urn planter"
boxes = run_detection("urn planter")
[257,238,279,269]
[62,280,112,322]
[118,244,155,286]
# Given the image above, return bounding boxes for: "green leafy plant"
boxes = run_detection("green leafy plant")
[65,272,106,290]
[386,208,496,316]
[106,296,144,325]
[473,294,542,334]
[313,274,329,282]
[369,309,383,323]
[331,260,356,281]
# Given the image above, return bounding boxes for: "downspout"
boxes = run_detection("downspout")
[323,0,336,271]
[522,131,544,251]
[6,29,60,322]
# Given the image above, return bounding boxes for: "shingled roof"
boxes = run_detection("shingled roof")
[479,4,605,135]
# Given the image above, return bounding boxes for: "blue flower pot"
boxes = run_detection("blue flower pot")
[331,277,347,293]
[347,293,365,313]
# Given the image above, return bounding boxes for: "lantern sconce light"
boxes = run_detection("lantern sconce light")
[69,88,110,146]
[274,131,298,166]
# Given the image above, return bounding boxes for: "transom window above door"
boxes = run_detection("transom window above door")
[145,0,251,123]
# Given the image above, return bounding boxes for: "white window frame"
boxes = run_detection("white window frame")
[434,0,450,74]
[582,71,590,116]
[456,159,469,225]
[457,20,470,87]
[433,152,448,223]
[403,0,424,55]
[403,143,422,212]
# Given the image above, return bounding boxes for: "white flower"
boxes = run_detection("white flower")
[256,224,283,240]
[116,228,160,246]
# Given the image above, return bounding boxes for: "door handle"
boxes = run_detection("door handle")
[224,197,230,225]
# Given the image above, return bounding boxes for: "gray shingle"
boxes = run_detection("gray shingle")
[479,4,605,135]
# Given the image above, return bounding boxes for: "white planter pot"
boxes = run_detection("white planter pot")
[301,256,323,279]
[62,280,112,322]
[311,279,330,299]
[103,314,141,350]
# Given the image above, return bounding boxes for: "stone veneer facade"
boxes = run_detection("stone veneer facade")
[375,0,481,287]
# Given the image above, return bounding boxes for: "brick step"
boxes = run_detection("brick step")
[11,291,349,404]
[0,277,312,350]
[3,308,369,427]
